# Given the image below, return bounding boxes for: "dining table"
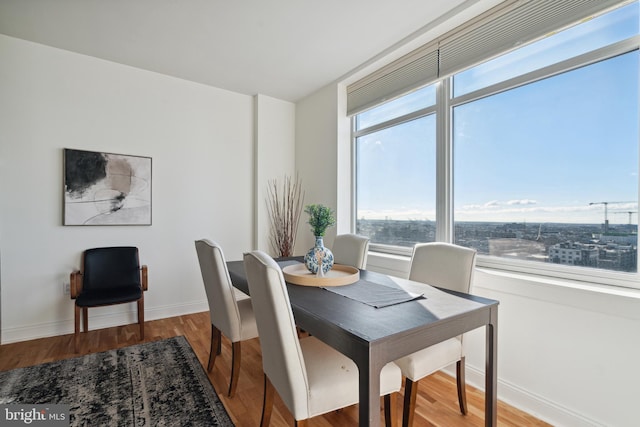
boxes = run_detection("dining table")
[226,257,499,427]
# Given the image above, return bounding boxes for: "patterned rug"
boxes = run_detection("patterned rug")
[0,336,235,426]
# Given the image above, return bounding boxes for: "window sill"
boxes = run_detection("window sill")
[367,250,411,278]
[476,266,640,299]
[475,266,640,319]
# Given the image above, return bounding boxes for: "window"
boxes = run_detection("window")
[352,2,640,287]
[454,51,638,273]
[355,93,437,249]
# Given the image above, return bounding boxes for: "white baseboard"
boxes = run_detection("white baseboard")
[441,365,605,427]
[1,301,209,344]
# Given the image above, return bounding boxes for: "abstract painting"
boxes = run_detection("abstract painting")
[64,148,152,225]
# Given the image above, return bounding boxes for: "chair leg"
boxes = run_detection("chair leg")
[137,297,145,340]
[208,325,222,372]
[402,378,418,427]
[74,305,81,352]
[228,341,242,397]
[260,375,275,427]
[384,392,398,427]
[456,357,468,415]
[82,307,88,332]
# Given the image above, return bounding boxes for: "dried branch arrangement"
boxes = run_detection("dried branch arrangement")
[266,174,305,257]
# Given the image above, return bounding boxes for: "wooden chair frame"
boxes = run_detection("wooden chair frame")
[70,261,147,352]
[207,324,243,397]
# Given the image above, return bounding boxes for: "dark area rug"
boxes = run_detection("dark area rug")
[0,336,235,426]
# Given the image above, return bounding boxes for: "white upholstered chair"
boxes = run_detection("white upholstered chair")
[332,233,370,269]
[195,239,259,397]
[394,242,477,427]
[243,250,401,427]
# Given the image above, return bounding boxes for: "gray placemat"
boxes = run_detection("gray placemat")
[323,279,424,308]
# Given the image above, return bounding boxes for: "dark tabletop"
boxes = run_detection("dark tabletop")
[226,258,498,344]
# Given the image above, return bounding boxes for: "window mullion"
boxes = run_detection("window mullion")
[436,79,452,242]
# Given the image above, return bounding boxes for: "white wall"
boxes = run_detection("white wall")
[295,81,640,427]
[0,34,258,342]
[295,84,341,251]
[470,269,640,427]
[253,94,296,254]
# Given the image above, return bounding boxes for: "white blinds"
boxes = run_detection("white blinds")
[346,42,438,117]
[439,0,627,77]
[347,0,629,116]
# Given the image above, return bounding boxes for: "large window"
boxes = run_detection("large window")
[355,86,437,249]
[353,2,640,285]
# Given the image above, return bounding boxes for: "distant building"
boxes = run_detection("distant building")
[598,243,636,271]
[594,232,637,245]
[548,241,636,271]
[548,242,599,267]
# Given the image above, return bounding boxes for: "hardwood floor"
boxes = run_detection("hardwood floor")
[0,312,550,426]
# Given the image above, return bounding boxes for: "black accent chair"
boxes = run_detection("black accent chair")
[70,247,148,352]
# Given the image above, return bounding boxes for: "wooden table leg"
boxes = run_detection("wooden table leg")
[358,354,382,427]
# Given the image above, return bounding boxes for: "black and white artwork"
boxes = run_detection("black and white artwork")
[64,148,152,225]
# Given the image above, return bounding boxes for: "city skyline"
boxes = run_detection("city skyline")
[357,218,638,272]
[356,207,639,226]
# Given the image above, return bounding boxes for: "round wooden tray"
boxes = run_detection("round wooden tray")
[282,263,360,287]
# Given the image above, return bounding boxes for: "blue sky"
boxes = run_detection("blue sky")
[357,3,639,225]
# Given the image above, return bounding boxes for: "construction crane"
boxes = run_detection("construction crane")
[612,211,637,225]
[589,201,634,232]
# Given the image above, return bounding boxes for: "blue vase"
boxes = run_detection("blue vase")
[304,236,334,275]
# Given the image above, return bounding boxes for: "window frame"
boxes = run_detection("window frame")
[351,24,640,290]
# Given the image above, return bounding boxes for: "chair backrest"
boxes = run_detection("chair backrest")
[83,247,140,291]
[195,239,243,341]
[409,242,476,293]
[332,234,370,269]
[243,250,310,420]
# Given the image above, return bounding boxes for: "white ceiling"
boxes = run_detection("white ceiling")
[0,0,494,102]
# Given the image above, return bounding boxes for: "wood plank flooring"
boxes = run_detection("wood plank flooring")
[0,312,551,426]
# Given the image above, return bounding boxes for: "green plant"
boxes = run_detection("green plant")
[304,204,336,237]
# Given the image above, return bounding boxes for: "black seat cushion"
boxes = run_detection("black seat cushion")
[77,247,143,307]
[76,284,143,307]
